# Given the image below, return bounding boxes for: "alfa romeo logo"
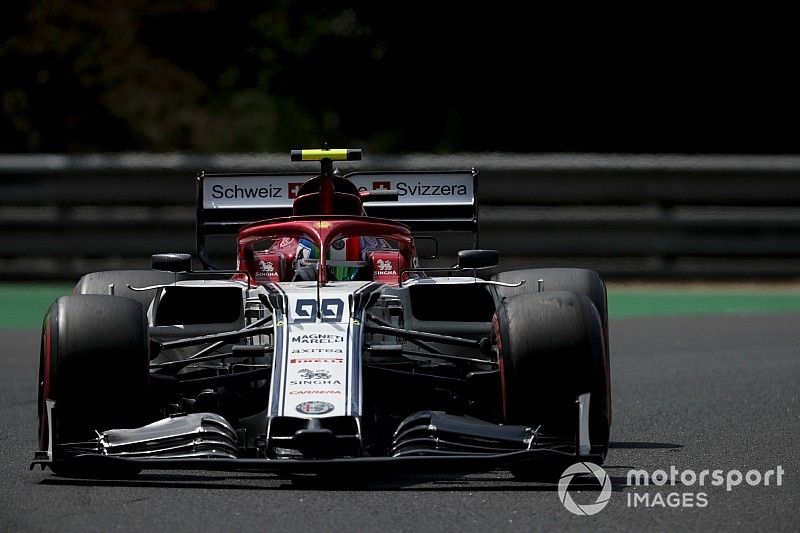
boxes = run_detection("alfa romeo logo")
[558,462,612,515]
[295,401,334,415]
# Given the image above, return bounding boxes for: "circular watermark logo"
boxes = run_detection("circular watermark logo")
[558,462,612,515]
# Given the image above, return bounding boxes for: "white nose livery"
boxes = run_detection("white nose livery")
[267,282,371,418]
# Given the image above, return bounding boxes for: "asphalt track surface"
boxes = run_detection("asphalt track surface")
[1,313,799,531]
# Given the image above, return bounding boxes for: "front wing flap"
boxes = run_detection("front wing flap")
[32,448,602,476]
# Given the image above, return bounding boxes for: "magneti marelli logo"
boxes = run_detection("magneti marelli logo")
[558,462,613,515]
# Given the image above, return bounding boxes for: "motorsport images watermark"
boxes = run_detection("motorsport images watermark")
[558,463,785,514]
[558,462,612,515]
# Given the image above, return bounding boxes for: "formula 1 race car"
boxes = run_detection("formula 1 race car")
[33,149,610,480]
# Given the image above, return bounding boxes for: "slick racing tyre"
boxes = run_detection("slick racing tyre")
[492,267,610,423]
[38,295,149,477]
[493,291,610,478]
[76,269,180,312]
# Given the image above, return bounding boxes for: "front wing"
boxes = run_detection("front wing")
[32,449,601,477]
[33,396,602,477]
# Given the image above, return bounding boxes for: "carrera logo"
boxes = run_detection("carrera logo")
[287,182,304,199]
[211,184,284,199]
[290,348,343,354]
[290,358,344,364]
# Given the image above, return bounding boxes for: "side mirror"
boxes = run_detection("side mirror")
[152,253,192,273]
[457,249,499,269]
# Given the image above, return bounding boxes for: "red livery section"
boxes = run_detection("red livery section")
[369,251,402,282]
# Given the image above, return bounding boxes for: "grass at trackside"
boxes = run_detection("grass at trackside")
[1,283,800,330]
[608,288,800,318]
[0,284,73,330]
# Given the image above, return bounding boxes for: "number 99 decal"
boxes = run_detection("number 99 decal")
[294,298,345,322]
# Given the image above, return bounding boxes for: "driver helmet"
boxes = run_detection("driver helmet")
[296,237,363,281]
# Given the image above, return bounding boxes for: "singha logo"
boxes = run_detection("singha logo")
[377,259,393,271]
[258,260,275,273]
[298,368,331,380]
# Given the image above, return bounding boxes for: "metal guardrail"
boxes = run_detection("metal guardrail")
[2,153,800,280]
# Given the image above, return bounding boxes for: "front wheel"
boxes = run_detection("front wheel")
[493,291,610,478]
[38,295,150,476]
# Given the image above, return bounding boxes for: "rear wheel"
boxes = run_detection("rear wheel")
[75,269,180,312]
[492,268,607,339]
[38,295,150,476]
[493,291,610,479]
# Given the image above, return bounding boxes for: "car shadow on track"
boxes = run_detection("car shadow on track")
[37,472,628,492]
[609,441,682,450]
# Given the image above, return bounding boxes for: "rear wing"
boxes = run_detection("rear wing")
[196,169,478,266]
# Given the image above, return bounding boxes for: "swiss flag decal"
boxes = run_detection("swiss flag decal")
[288,182,304,199]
